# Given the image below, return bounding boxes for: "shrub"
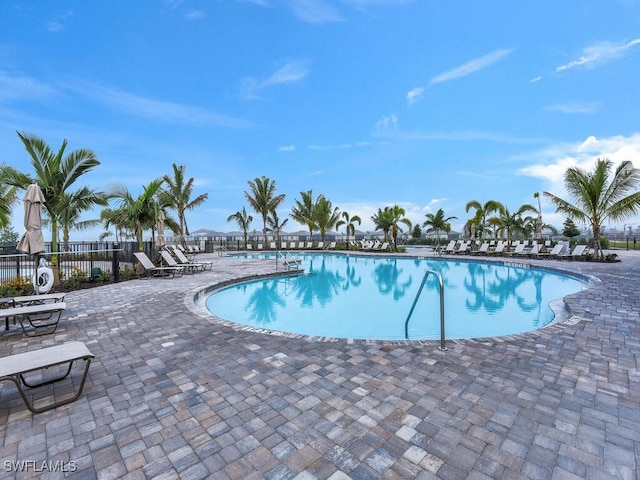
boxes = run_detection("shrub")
[63,266,88,289]
[0,276,33,297]
[119,265,137,281]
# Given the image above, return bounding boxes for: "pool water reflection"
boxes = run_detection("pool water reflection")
[205,253,584,340]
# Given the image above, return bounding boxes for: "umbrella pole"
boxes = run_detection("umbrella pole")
[34,255,39,295]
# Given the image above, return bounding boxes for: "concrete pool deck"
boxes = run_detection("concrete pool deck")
[0,250,638,479]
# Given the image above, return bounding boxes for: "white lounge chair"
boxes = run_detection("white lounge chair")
[161,250,204,273]
[560,244,588,260]
[439,240,456,254]
[133,252,185,278]
[542,243,565,259]
[172,248,213,270]
[472,243,490,255]
[453,241,470,254]
[488,243,506,256]
[507,243,526,256]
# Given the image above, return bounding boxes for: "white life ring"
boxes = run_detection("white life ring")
[32,266,54,294]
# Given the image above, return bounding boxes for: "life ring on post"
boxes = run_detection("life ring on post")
[32,266,54,294]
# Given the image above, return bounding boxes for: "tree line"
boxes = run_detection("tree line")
[2,132,640,261]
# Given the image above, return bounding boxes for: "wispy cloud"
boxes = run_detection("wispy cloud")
[69,82,252,128]
[529,76,542,83]
[237,0,270,6]
[308,141,383,150]
[373,113,398,134]
[47,10,73,32]
[421,198,447,213]
[279,145,295,151]
[184,10,206,20]
[0,71,57,102]
[406,88,424,104]
[555,38,640,73]
[408,48,514,104]
[431,48,514,85]
[287,0,342,23]
[241,60,309,100]
[544,102,600,114]
[376,127,540,145]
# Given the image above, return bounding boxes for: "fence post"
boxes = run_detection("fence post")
[112,244,120,283]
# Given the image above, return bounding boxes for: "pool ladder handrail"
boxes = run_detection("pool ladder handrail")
[405,269,447,350]
[275,249,302,271]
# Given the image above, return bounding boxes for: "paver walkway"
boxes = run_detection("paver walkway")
[0,251,638,479]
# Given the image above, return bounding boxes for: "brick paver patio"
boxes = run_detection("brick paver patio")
[0,250,638,479]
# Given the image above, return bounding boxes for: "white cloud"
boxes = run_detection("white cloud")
[47,10,73,32]
[429,48,514,85]
[308,141,382,150]
[407,48,514,104]
[530,76,542,83]
[373,113,397,134]
[406,87,424,104]
[0,71,57,102]
[422,198,447,213]
[555,38,640,73]
[518,133,640,196]
[184,10,206,20]
[241,60,309,100]
[544,102,600,114]
[279,145,295,151]
[238,0,270,5]
[287,0,343,23]
[68,82,253,128]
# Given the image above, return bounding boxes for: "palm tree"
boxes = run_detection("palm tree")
[267,209,288,247]
[227,206,253,249]
[161,163,208,246]
[388,205,412,250]
[57,191,108,251]
[489,203,537,246]
[0,131,102,273]
[336,211,361,249]
[371,206,412,251]
[290,190,317,240]
[423,208,457,247]
[245,176,286,245]
[465,199,503,241]
[107,179,166,251]
[371,207,394,244]
[314,196,341,244]
[544,158,640,259]
[0,183,17,229]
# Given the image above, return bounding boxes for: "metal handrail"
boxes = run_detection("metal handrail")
[275,249,302,271]
[405,269,446,350]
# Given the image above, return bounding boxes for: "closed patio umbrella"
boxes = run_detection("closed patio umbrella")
[156,210,166,249]
[16,183,46,293]
[535,214,543,242]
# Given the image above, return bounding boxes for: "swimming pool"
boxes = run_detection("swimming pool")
[205,253,584,340]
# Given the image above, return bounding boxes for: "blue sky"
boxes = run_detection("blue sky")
[2,0,640,240]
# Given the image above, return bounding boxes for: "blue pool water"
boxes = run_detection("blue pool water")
[205,253,584,340]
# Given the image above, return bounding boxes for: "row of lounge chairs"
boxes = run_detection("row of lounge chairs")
[133,246,213,279]
[438,240,590,260]
[248,241,337,251]
[348,240,390,251]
